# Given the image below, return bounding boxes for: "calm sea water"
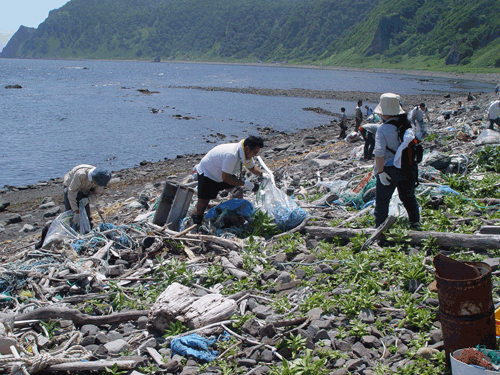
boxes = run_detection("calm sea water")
[0,59,493,188]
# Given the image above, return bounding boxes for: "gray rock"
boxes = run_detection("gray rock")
[334,358,346,368]
[361,335,381,349]
[368,326,382,339]
[262,270,278,281]
[137,337,157,354]
[252,305,274,319]
[104,339,129,355]
[0,202,10,212]
[237,358,257,366]
[397,344,408,356]
[5,214,22,224]
[424,298,439,307]
[482,257,500,271]
[39,201,56,210]
[295,269,306,279]
[81,335,95,346]
[311,318,332,330]
[43,206,61,218]
[345,358,364,371]
[274,143,292,151]
[429,329,442,344]
[95,332,110,344]
[19,224,36,233]
[137,316,148,330]
[333,368,349,375]
[352,342,369,358]
[335,339,351,352]
[260,349,274,362]
[296,328,315,349]
[304,151,319,160]
[276,271,291,284]
[307,307,323,321]
[430,341,444,350]
[315,329,330,342]
[107,331,124,341]
[319,264,334,274]
[159,348,171,358]
[303,254,318,263]
[407,279,422,293]
[252,366,270,375]
[81,324,99,336]
[271,253,287,266]
[180,366,198,375]
[228,251,244,268]
[122,322,136,334]
[242,318,261,336]
[358,308,375,324]
[21,214,34,222]
[259,324,276,338]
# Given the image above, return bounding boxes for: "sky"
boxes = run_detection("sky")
[0,0,69,51]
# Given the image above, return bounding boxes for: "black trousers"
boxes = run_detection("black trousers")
[363,132,375,160]
[374,166,420,227]
[63,188,92,227]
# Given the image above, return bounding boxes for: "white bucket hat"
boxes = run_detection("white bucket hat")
[374,93,405,116]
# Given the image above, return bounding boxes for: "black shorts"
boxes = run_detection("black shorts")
[197,173,233,199]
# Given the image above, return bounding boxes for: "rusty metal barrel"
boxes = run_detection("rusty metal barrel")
[435,261,497,364]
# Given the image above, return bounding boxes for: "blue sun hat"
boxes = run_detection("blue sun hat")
[91,168,112,186]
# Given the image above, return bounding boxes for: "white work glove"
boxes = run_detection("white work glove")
[243,180,255,191]
[73,212,81,224]
[378,171,391,186]
[80,197,90,206]
[262,172,271,180]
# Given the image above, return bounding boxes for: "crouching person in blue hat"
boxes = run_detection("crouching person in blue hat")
[63,164,111,230]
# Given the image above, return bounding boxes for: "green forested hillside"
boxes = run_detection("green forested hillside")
[2,0,500,71]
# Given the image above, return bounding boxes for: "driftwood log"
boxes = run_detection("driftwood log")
[14,307,148,325]
[45,357,145,372]
[305,226,500,250]
[148,282,237,332]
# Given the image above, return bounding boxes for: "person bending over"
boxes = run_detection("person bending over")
[63,164,112,229]
[191,136,268,225]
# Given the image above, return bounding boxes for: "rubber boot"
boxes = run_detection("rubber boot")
[191,214,204,225]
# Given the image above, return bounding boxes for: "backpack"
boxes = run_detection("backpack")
[385,118,423,168]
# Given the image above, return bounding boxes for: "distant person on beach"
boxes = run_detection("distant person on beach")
[495,83,500,94]
[338,107,348,139]
[409,103,430,140]
[373,93,420,229]
[63,165,112,229]
[191,136,267,226]
[355,100,363,130]
[365,105,374,117]
[488,100,500,130]
[467,92,475,101]
[359,123,381,161]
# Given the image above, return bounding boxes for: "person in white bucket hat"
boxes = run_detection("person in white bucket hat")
[372,93,420,230]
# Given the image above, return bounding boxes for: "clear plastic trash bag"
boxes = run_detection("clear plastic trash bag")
[42,211,79,249]
[256,179,308,231]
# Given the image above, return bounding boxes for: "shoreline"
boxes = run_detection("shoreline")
[10,56,500,84]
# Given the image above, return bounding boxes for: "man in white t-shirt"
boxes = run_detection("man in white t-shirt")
[191,136,267,225]
[488,100,500,130]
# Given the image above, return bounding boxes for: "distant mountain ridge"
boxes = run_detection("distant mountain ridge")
[2,0,500,70]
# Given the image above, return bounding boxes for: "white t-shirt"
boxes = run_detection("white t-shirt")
[197,141,255,182]
[488,101,500,119]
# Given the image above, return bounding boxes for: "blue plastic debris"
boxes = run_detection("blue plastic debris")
[170,333,218,362]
